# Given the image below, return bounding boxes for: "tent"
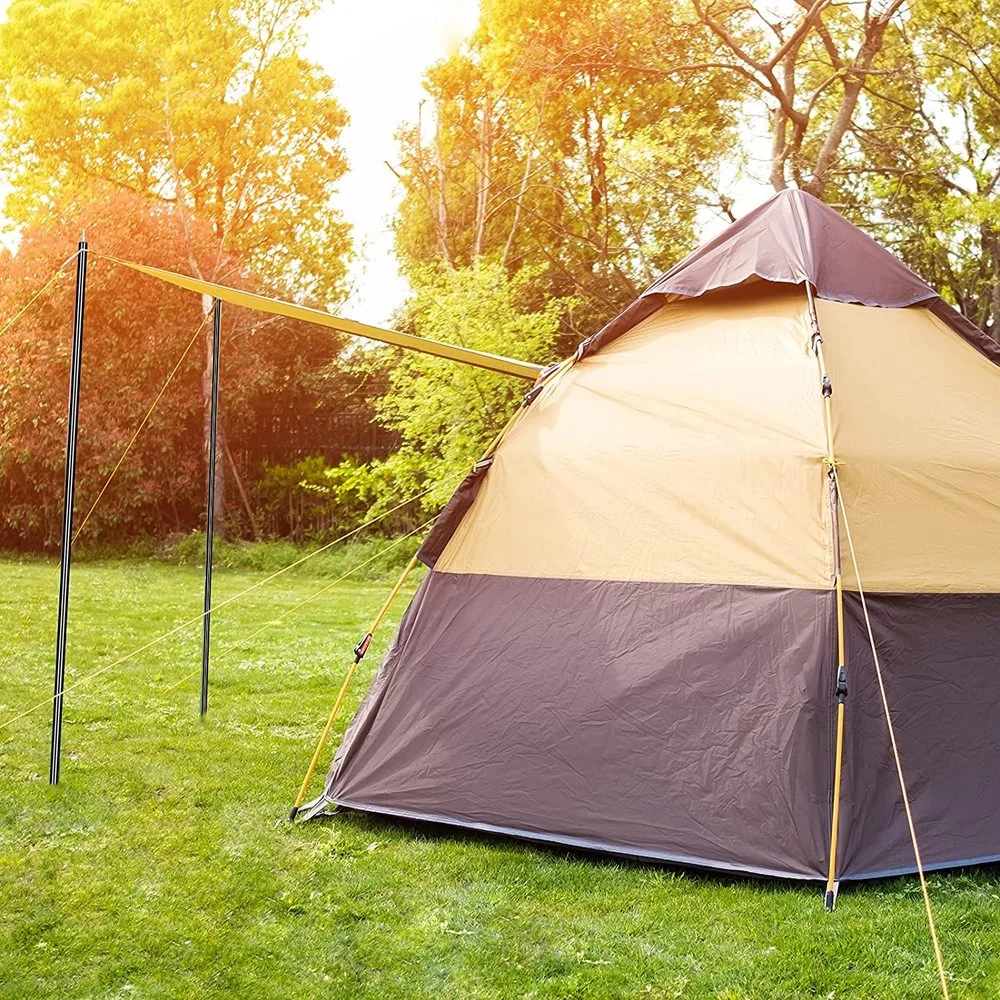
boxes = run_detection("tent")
[305,189,1000,894]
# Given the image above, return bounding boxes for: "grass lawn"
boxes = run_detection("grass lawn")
[1,556,998,999]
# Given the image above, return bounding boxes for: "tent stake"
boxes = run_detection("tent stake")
[50,235,88,786]
[200,298,222,717]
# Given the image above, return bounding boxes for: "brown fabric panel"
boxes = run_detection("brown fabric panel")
[926,297,1000,366]
[578,190,999,370]
[579,189,937,358]
[840,591,1000,879]
[644,190,934,308]
[417,458,492,568]
[326,571,833,879]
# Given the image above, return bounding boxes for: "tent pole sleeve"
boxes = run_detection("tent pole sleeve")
[288,551,421,821]
[806,280,849,910]
[50,236,88,786]
[98,256,545,382]
[200,299,222,717]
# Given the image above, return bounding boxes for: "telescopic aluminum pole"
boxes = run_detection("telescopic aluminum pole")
[50,236,88,785]
[200,298,222,716]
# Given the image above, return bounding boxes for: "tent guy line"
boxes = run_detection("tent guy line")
[161,517,437,697]
[0,310,209,665]
[0,249,79,342]
[834,464,950,999]
[0,480,452,736]
[809,277,947,992]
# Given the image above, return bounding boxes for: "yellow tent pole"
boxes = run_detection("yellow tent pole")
[288,551,421,821]
[806,281,849,911]
[826,549,848,910]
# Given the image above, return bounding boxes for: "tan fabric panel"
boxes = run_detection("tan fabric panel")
[438,288,831,587]
[819,299,1000,592]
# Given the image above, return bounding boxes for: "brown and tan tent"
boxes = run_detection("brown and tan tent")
[307,190,1000,895]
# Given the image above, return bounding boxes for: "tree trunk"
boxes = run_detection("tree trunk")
[224,436,260,540]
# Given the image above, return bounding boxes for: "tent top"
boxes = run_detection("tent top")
[649,188,934,309]
[581,188,999,365]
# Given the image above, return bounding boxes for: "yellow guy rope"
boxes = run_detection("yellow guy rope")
[163,519,434,695]
[0,310,210,659]
[287,546,424,820]
[834,469,950,999]
[0,486,447,735]
[74,310,210,543]
[807,283,947,996]
[288,357,579,820]
[0,251,79,342]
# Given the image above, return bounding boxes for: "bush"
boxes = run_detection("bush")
[162,531,424,583]
[252,455,429,543]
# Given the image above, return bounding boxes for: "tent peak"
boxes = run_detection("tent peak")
[644,186,936,309]
[581,189,998,366]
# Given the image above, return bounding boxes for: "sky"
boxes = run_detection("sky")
[305,0,481,324]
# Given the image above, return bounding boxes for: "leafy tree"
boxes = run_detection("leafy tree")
[394,0,1000,341]
[0,192,356,550]
[392,0,741,343]
[0,0,352,527]
[839,2,1000,336]
[341,264,564,518]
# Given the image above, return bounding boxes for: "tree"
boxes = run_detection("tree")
[0,191,354,550]
[678,0,908,198]
[838,1,1000,336]
[0,0,352,530]
[394,0,1000,341]
[346,264,564,517]
[392,0,741,343]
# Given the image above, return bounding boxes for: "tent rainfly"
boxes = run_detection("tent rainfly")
[303,189,1000,893]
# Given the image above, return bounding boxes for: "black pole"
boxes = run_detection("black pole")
[50,236,88,785]
[200,298,222,717]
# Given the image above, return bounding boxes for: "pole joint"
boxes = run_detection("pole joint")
[353,631,373,663]
[836,665,848,703]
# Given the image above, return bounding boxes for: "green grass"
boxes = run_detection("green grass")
[1,557,998,999]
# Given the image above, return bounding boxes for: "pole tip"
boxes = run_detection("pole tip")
[288,806,299,822]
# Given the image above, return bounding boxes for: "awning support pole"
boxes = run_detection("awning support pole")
[200,298,222,717]
[806,281,849,910]
[50,235,88,786]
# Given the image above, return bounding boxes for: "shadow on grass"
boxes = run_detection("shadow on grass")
[315,807,811,895]
[312,806,1000,907]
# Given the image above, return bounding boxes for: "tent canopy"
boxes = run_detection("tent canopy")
[104,255,545,382]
